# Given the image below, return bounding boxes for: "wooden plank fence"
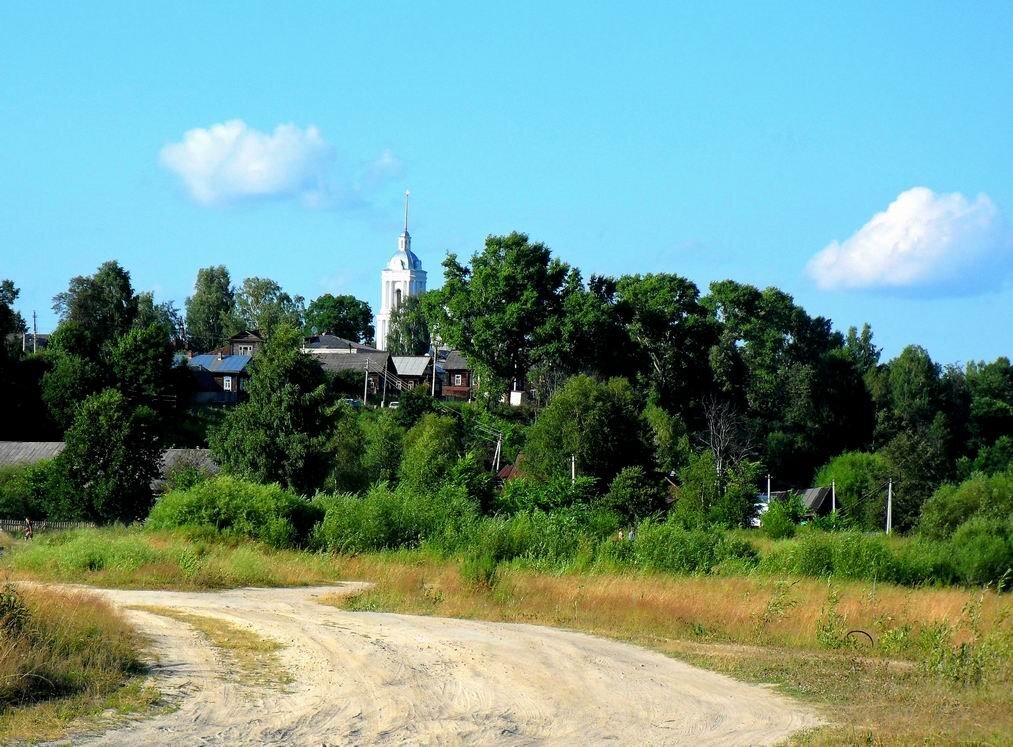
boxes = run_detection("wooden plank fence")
[0,519,95,535]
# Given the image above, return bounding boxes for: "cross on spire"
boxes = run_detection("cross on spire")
[403,189,410,234]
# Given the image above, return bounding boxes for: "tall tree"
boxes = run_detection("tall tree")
[135,292,188,350]
[52,261,137,353]
[611,273,718,416]
[304,293,374,343]
[428,232,570,393]
[523,375,650,488]
[61,388,160,523]
[0,279,27,347]
[386,295,430,355]
[185,265,240,353]
[235,277,305,338]
[210,324,330,492]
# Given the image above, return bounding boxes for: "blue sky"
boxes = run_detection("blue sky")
[1,1,1011,363]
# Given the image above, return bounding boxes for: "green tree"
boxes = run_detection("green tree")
[398,414,460,494]
[672,449,760,528]
[611,273,718,416]
[52,261,137,353]
[919,468,1013,540]
[0,279,27,348]
[813,451,891,530]
[602,465,664,525]
[135,293,188,350]
[325,403,367,493]
[235,277,305,338]
[428,232,570,393]
[386,295,430,355]
[109,323,177,404]
[210,325,330,492]
[41,352,105,429]
[844,323,880,373]
[524,375,649,488]
[61,388,159,522]
[361,411,406,484]
[304,293,374,343]
[887,345,941,432]
[185,265,240,352]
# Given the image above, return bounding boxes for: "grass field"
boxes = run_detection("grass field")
[2,527,1010,744]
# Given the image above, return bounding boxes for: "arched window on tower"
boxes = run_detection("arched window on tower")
[395,288,402,309]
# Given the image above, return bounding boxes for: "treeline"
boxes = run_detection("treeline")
[1,233,1011,539]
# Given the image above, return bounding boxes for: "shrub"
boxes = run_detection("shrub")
[761,495,803,539]
[147,475,322,548]
[814,451,890,531]
[949,517,1012,587]
[494,475,599,514]
[621,519,757,574]
[601,466,665,525]
[0,460,80,521]
[919,469,1013,540]
[397,414,460,494]
[311,482,479,553]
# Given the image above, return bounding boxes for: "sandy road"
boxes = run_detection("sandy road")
[63,584,821,746]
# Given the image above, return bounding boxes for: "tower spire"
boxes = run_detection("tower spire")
[403,189,410,234]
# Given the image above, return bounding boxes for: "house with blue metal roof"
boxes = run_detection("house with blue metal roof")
[187,353,253,404]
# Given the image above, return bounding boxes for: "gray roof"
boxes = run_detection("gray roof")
[303,335,378,352]
[317,351,390,374]
[392,356,432,377]
[443,350,470,370]
[189,354,252,374]
[801,487,832,513]
[0,442,65,467]
[160,448,219,475]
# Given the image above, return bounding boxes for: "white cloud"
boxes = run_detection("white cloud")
[806,187,1012,294]
[160,120,332,206]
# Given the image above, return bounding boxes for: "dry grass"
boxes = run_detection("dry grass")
[129,607,290,688]
[321,558,1013,746]
[0,584,159,744]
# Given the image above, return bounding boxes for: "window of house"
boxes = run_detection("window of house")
[223,376,233,392]
[454,374,463,386]
[238,344,253,355]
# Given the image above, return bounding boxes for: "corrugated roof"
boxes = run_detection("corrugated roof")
[0,442,65,467]
[188,355,252,374]
[801,487,832,513]
[392,356,431,377]
[317,351,390,374]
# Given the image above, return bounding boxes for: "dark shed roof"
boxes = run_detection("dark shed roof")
[317,351,390,374]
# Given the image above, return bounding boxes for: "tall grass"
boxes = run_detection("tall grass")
[0,584,142,708]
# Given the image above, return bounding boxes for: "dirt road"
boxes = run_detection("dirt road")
[68,585,821,745]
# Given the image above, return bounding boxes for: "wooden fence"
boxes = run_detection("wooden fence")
[0,519,95,535]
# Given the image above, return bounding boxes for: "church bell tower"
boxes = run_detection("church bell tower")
[376,191,426,350]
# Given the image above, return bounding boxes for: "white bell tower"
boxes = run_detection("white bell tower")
[376,191,426,350]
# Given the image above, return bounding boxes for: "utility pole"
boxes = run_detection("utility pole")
[766,474,771,503]
[430,341,437,397]
[831,479,836,513]
[363,359,370,405]
[571,454,576,484]
[32,311,38,353]
[886,478,893,534]
[493,435,502,474]
[381,364,388,407]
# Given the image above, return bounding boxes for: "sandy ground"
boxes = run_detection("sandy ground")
[60,584,822,746]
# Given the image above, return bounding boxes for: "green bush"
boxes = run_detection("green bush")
[761,495,804,539]
[147,475,322,548]
[616,519,757,574]
[494,475,599,514]
[311,482,479,553]
[0,460,80,521]
[949,517,1012,587]
[919,469,1013,540]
